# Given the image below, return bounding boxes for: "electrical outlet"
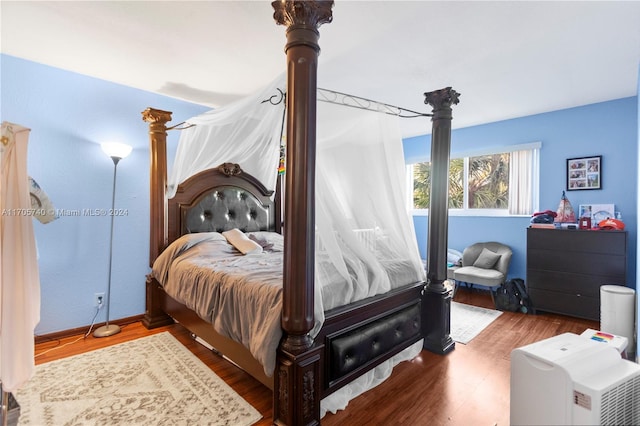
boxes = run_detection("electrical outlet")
[94,292,105,307]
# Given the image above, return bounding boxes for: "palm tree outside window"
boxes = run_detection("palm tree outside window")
[409,143,540,216]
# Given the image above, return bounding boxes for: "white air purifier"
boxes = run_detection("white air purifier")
[601,284,636,357]
[510,333,640,425]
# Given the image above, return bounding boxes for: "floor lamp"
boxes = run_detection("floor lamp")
[94,142,132,338]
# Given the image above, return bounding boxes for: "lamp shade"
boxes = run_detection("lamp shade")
[101,142,132,160]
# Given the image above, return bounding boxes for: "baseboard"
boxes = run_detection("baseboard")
[34,314,144,344]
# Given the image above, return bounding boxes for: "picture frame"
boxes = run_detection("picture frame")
[579,203,615,224]
[567,155,601,190]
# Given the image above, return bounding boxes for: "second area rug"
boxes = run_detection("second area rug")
[16,331,261,426]
[450,301,503,344]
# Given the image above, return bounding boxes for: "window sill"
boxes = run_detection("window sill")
[411,209,531,218]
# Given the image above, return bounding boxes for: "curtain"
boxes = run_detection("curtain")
[508,148,537,215]
[0,122,41,392]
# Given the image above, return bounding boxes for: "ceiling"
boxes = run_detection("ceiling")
[2,1,640,137]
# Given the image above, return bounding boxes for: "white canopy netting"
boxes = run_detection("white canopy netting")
[170,73,424,320]
[168,76,286,199]
[168,75,425,415]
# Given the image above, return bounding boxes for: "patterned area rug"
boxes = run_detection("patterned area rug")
[450,301,503,344]
[16,332,261,425]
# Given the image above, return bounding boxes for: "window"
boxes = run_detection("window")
[409,142,540,216]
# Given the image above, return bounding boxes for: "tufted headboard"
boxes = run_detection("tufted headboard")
[166,163,280,247]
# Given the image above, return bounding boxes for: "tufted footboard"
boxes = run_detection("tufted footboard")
[328,303,421,384]
[317,281,425,396]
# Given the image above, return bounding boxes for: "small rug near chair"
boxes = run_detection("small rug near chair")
[450,301,503,344]
[16,332,262,426]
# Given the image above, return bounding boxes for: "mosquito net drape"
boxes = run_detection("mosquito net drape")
[313,100,425,327]
[169,76,425,322]
[167,75,286,199]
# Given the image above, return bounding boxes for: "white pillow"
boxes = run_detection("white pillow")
[222,228,263,255]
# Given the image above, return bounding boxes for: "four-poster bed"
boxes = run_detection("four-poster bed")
[142,2,459,425]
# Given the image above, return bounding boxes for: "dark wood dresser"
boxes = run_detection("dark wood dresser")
[526,227,628,321]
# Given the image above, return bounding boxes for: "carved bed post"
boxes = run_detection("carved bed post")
[142,107,172,266]
[141,107,174,329]
[423,88,460,355]
[272,1,333,425]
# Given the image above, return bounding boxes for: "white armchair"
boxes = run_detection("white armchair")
[453,242,512,304]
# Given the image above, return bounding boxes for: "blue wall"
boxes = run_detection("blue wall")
[1,55,210,335]
[405,97,638,288]
[3,53,638,336]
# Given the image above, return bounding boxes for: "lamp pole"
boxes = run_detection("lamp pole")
[94,143,131,338]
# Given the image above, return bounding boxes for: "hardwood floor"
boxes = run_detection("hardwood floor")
[34,287,598,425]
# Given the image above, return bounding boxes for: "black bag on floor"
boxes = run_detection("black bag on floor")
[495,280,521,312]
[512,278,535,314]
[495,278,535,314]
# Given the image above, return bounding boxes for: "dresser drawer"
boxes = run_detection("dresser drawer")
[527,228,626,256]
[527,249,626,277]
[528,288,599,321]
[526,269,625,297]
